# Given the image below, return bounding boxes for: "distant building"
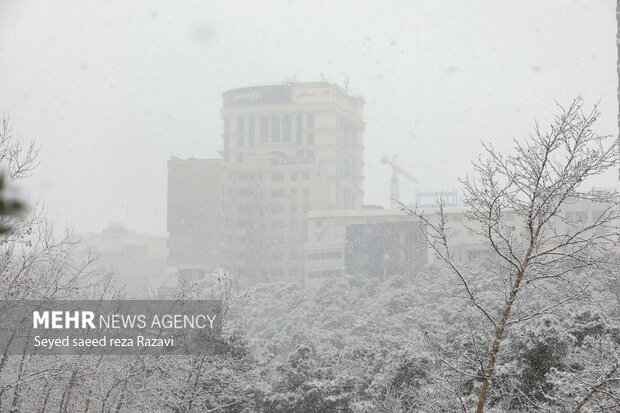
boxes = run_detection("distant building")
[168,81,620,289]
[305,209,429,289]
[75,223,168,295]
[305,192,620,288]
[167,82,365,285]
[305,208,469,289]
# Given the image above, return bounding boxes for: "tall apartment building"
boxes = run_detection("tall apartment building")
[168,82,365,285]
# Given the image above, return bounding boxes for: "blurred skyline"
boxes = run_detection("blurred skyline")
[0,0,617,235]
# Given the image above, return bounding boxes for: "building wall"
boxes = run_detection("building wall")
[167,157,228,271]
[225,158,332,283]
[345,221,427,278]
[305,209,439,289]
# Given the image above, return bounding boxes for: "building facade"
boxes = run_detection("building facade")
[167,82,365,285]
[167,157,229,271]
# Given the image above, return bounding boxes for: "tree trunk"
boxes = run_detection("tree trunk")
[476,270,525,413]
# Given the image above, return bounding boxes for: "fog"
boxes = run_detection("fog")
[1,0,617,235]
[1,2,620,411]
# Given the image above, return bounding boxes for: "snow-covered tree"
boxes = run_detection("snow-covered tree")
[404,98,620,412]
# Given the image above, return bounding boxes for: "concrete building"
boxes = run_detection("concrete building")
[167,82,365,285]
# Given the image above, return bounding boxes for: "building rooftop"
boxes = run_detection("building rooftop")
[222,81,364,107]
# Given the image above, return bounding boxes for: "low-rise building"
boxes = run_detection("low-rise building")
[75,223,168,295]
[304,191,619,289]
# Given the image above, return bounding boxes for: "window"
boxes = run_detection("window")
[260,116,268,143]
[307,134,314,145]
[296,114,303,144]
[290,172,298,181]
[223,136,229,160]
[303,188,310,197]
[342,159,353,178]
[307,114,314,128]
[271,205,284,213]
[237,135,244,147]
[223,118,230,160]
[249,117,255,147]
[271,115,281,142]
[303,171,310,180]
[271,173,284,181]
[307,251,342,260]
[237,117,245,132]
[272,189,285,197]
[282,114,291,141]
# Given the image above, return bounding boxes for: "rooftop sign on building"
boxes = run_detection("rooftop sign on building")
[222,84,293,107]
[293,87,333,103]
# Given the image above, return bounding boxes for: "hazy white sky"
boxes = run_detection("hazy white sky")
[0,0,617,236]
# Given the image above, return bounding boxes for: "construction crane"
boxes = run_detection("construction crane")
[381,154,418,209]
